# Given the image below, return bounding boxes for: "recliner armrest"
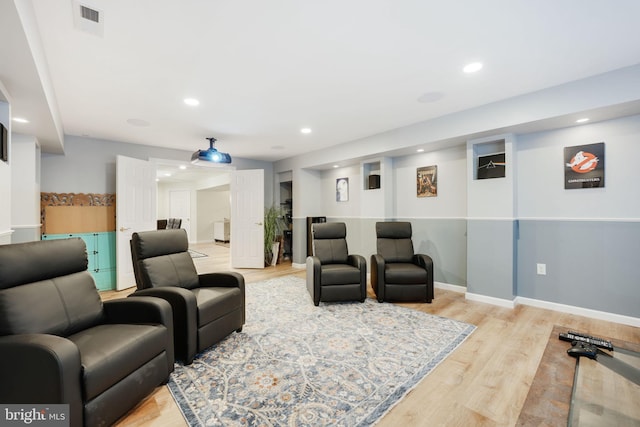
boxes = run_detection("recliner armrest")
[347,254,366,270]
[104,296,173,327]
[129,287,198,364]
[370,254,386,301]
[0,334,83,425]
[104,297,175,370]
[413,254,433,270]
[198,272,245,291]
[306,256,322,306]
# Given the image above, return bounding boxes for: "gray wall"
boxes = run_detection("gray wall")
[517,220,639,317]
[41,135,274,204]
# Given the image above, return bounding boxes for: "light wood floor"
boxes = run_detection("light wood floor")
[102,242,639,427]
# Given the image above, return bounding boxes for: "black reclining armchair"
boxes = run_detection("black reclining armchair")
[130,229,245,364]
[306,222,367,306]
[0,238,174,427]
[371,221,434,303]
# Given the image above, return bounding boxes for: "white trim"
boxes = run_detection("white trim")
[292,262,306,269]
[466,217,517,221]
[465,292,516,309]
[517,217,640,223]
[10,224,42,229]
[0,229,15,237]
[515,297,640,328]
[435,281,466,293]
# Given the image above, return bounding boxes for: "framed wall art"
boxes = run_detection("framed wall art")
[477,152,505,179]
[417,165,437,197]
[564,142,605,189]
[336,177,349,202]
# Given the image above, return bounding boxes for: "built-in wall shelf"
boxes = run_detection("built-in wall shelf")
[363,161,381,189]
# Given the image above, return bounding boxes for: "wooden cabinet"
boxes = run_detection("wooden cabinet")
[42,232,116,291]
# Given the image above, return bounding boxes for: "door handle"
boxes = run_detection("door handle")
[119,226,131,232]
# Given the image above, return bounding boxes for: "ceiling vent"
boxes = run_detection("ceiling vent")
[80,5,100,23]
[72,1,104,36]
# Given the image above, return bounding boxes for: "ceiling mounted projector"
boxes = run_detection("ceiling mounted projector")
[191,137,232,164]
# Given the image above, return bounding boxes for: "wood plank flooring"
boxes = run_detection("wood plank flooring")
[101,242,639,427]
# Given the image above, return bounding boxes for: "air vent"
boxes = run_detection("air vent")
[72,1,104,37]
[80,5,100,23]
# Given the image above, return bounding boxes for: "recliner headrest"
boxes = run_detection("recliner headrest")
[0,238,88,289]
[376,222,412,239]
[312,222,346,240]
[131,229,189,260]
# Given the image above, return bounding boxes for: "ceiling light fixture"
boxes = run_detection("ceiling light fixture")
[12,117,29,123]
[463,62,483,73]
[417,148,425,153]
[301,128,312,134]
[576,118,590,123]
[191,137,232,164]
[184,98,200,106]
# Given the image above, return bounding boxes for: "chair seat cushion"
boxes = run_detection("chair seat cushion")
[320,264,361,285]
[69,323,168,401]
[193,287,243,328]
[385,263,427,284]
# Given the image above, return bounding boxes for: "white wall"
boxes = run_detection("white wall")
[0,86,12,244]
[197,188,230,242]
[517,114,640,219]
[394,145,467,218]
[320,164,361,218]
[10,134,40,242]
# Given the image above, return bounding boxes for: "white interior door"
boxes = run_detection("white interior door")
[116,155,156,290]
[169,189,191,240]
[231,169,264,268]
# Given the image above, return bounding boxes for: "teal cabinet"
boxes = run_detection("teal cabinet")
[42,232,116,291]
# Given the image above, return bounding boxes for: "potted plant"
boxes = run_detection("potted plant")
[264,205,285,265]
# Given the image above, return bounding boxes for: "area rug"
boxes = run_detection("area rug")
[168,276,475,426]
[188,249,208,258]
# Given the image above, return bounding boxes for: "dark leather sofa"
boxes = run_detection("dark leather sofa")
[306,222,367,305]
[371,221,434,303]
[0,238,174,427]
[129,229,245,364]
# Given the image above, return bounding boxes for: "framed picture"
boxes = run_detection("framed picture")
[0,123,7,163]
[417,165,437,197]
[564,142,605,189]
[477,152,505,179]
[336,177,349,202]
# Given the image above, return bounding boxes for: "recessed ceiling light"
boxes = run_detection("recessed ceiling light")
[300,128,312,134]
[333,165,339,168]
[576,118,590,123]
[12,117,29,123]
[184,98,200,106]
[164,173,172,177]
[417,148,425,153]
[179,165,187,170]
[155,178,160,182]
[463,62,483,73]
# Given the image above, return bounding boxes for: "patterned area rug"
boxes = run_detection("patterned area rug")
[188,249,208,258]
[168,276,475,426]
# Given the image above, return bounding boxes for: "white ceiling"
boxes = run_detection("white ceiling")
[3,0,640,163]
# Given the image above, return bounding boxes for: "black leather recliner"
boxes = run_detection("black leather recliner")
[0,238,174,427]
[306,222,367,306]
[130,229,245,364]
[371,221,434,303]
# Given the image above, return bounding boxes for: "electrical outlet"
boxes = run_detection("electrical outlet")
[536,263,546,275]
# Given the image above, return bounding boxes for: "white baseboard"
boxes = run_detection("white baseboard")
[435,281,466,293]
[515,296,640,328]
[292,262,306,269]
[465,292,516,309]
